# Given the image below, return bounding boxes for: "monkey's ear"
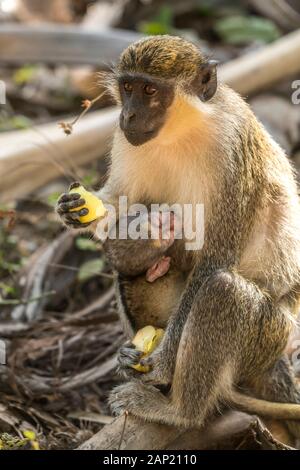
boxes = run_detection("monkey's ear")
[196,59,218,102]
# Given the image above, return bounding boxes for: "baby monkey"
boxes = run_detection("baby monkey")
[104,211,176,283]
[103,209,181,376]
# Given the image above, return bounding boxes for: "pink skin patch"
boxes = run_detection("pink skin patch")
[146,256,172,283]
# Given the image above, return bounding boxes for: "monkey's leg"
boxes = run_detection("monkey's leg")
[115,270,186,379]
[110,270,291,427]
[249,355,300,438]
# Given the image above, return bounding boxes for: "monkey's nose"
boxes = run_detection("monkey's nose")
[123,111,136,127]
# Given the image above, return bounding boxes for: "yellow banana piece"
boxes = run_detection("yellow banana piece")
[69,185,107,224]
[132,325,164,373]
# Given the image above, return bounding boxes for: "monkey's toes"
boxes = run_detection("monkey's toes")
[109,383,136,416]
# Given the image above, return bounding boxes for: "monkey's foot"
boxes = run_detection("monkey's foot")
[109,382,169,418]
[109,382,193,428]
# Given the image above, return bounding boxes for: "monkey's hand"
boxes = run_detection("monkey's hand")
[146,256,171,283]
[139,343,173,386]
[117,341,144,380]
[56,182,91,229]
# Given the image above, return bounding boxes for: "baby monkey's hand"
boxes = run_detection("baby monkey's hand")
[146,256,172,283]
[56,182,91,229]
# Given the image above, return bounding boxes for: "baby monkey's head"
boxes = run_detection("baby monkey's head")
[103,211,175,282]
[102,35,218,146]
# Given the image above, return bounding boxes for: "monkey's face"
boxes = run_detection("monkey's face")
[118,74,174,146]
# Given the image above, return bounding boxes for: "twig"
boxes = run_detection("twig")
[65,286,115,321]
[118,411,128,450]
[12,231,74,322]
[0,290,56,306]
[48,262,115,280]
[59,92,107,136]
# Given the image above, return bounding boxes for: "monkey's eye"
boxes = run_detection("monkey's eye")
[124,82,133,92]
[144,84,157,96]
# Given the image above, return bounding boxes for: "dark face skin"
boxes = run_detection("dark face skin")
[118,73,174,146]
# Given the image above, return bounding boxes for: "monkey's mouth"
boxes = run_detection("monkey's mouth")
[124,129,157,146]
[127,129,156,137]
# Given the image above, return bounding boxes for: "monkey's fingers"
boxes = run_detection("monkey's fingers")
[118,345,143,368]
[63,208,89,220]
[63,213,91,228]
[139,355,153,369]
[116,365,139,380]
[139,351,160,373]
[69,181,81,191]
[56,196,86,214]
[58,192,81,204]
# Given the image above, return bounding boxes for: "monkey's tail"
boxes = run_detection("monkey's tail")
[230,390,300,420]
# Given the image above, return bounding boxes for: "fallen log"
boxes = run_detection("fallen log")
[78,410,293,450]
[0,107,119,204]
[219,28,300,96]
[248,0,300,32]
[0,24,299,94]
[0,24,140,66]
[78,414,184,450]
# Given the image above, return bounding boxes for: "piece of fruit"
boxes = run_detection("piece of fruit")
[131,325,164,373]
[69,185,107,224]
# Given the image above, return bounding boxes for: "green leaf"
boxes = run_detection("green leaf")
[13,65,37,85]
[0,282,16,296]
[197,0,221,17]
[214,15,280,45]
[138,5,173,36]
[78,258,105,282]
[156,5,173,27]
[139,22,172,36]
[10,115,33,130]
[76,237,100,252]
[2,260,21,273]
[0,115,33,132]
[81,170,98,188]
[46,191,62,207]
